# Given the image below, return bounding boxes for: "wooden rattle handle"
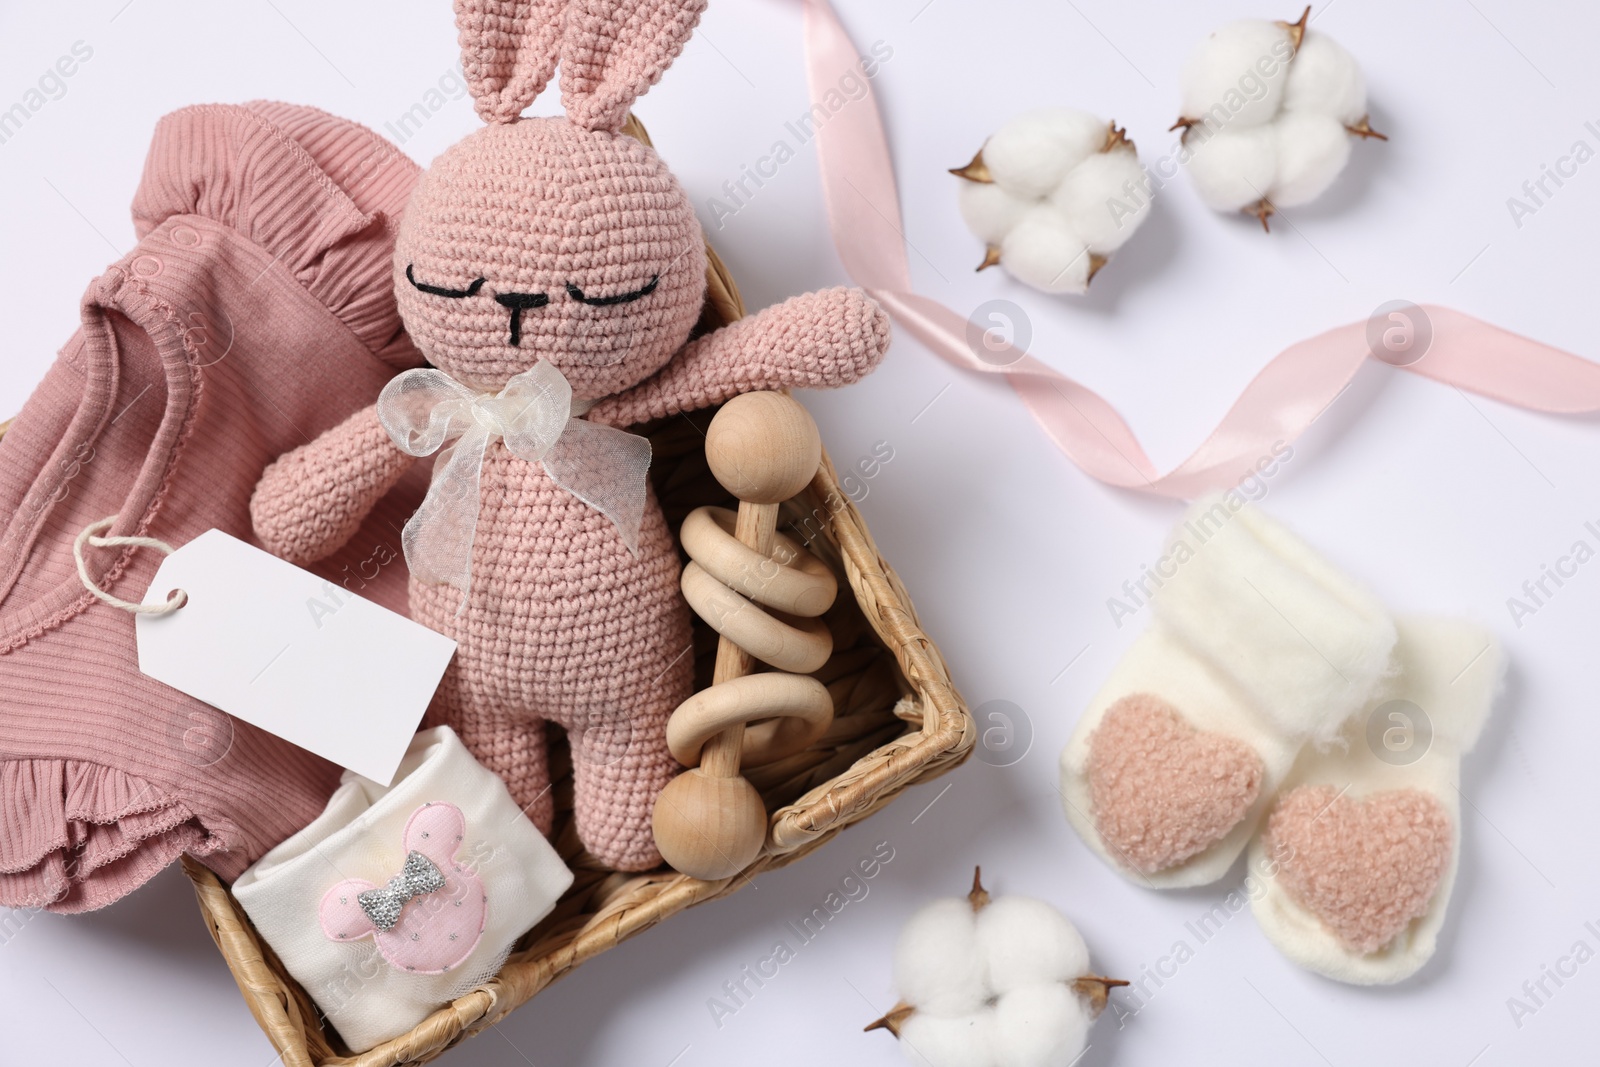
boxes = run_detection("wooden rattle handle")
[652,392,831,881]
[697,500,776,777]
[696,389,824,780]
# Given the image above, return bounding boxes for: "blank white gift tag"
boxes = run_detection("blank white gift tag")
[135,529,456,785]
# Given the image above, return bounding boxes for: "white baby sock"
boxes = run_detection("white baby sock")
[1061,496,1396,887]
[1249,616,1502,984]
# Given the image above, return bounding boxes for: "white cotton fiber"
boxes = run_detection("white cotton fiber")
[900,1010,1000,1067]
[992,985,1091,1067]
[1186,125,1278,211]
[983,108,1108,198]
[1001,208,1092,294]
[959,182,1033,246]
[975,896,1090,994]
[1269,112,1352,207]
[1179,20,1293,129]
[895,898,989,1015]
[1048,149,1149,254]
[1283,31,1366,124]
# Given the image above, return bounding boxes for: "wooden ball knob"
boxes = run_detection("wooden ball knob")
[652,768,767,880]
[705,392,822,504]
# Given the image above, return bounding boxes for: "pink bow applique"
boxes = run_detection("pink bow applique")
[319,802,487,974]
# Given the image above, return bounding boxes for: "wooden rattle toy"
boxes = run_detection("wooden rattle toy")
[652,392,839,879]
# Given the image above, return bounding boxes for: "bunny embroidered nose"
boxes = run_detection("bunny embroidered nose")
[494,290,551,346]
[357,850,447,931]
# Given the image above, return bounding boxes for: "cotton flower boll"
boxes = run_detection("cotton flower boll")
[983,108,1109,198]
[1179,20,1295,129]
[952,110,1151,292]
[1187,125,1278,212]
[1174,10,1383,228]
[895,897,989,1015]
[1283,32,1366,125]
[1048,149,1150,254]
[1000,208,1093,295]
[975,896,1089,995]
[874,873,1119,1067]
[1270,112,1352,206]
[959,182,1034,246]
[993,985,1091,1067]
[899,1011,999,1067]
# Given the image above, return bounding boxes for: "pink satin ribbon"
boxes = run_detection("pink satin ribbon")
[801,0,1600,498]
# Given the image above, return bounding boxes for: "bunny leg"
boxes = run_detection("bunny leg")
[429,662,554,835]
[568,692,681,871]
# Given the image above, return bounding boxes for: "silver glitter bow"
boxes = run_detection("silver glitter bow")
[376,361,651,603]
[356,850,447,931]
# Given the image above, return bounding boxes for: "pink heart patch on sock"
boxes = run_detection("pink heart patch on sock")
[1263,786,1452,954]
[1087,694,1264,874]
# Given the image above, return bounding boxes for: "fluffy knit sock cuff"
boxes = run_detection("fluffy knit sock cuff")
[1153,495,1397,744]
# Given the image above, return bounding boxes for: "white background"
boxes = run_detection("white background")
[2,1,1597,1064]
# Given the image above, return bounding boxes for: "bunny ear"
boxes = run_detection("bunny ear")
[320,879,378,943]
[559,0,707,132]
[456,0,568,124]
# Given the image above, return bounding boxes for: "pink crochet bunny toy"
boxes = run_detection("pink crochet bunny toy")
[320,801,487,974]
[252,0,890,870]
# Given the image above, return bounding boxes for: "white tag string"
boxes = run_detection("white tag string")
[74,515,188,615]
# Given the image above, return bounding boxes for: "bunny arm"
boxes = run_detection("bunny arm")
[586,286,891,428]
[251,403,415,565]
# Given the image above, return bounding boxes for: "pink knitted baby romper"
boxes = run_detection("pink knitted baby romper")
[251,0,893,872]
[0,102,427,911]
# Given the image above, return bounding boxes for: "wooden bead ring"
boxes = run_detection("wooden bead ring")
[679,506,838,618]
[667,673,834,768]
[680,563,832,674]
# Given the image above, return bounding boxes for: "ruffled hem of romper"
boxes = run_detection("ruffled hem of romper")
[0,758,229,914]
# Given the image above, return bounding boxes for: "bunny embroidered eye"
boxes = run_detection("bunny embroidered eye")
[494,290,553,346]
[406,264,486,299]
[565,274,660,307]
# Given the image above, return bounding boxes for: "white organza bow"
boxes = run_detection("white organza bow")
[376,362,650,602]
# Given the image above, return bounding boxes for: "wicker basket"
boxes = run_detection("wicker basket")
[11,115,974,1066]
